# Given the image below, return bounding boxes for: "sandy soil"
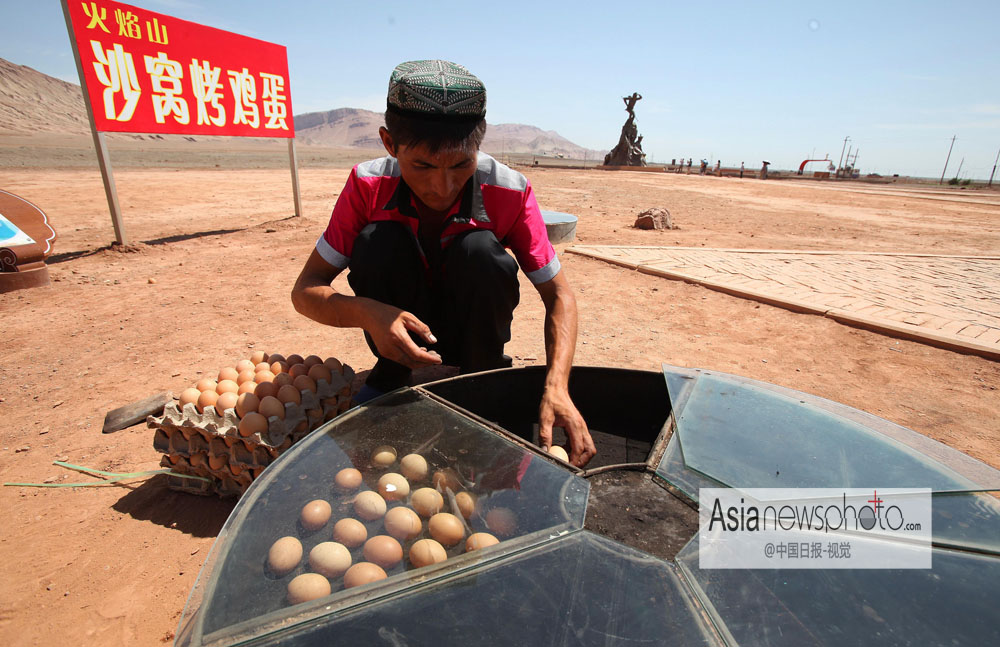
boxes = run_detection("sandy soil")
[1,144,998,646]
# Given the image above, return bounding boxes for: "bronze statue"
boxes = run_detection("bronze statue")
[604,92,647,167]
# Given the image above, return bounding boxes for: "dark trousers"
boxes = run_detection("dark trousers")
[348,221,520,391]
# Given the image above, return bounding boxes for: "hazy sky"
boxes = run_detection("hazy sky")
[3,0,999,178]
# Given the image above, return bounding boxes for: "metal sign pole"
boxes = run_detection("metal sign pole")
[60,0,128,245]
[288,138,303,217]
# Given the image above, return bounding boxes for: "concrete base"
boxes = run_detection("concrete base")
[0,265,50,293]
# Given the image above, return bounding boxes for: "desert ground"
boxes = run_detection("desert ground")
[1,137,999,645]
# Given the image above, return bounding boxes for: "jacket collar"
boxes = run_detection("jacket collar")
[380,171,490,224]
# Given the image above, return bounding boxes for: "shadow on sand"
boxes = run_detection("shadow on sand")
[113,473,236,538]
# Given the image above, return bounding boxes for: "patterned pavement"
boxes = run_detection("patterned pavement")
[568,246,1000,360]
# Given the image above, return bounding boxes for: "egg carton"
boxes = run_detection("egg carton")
[149,362,357,497]
[161,453,251,497]
[149,366,354,449]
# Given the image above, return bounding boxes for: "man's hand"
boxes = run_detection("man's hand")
[364,301,442,369]
[538,386,595,468]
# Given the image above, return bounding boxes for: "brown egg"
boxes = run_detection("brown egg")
[293,375,317,394]
[354,491,387,521]
[236,393,260,419]
[432,468,462,493]
[267,353,286,364]
[267,536,302,576]
[238,411,268,437]
[254,381,278,399]
[288,363,309,379]
[238,380,258,395]
[371,445,396,468]
[255,370,276,384]
[309,542,352,578]
[335,468,363,491]
[383,506,422,542]
[216,379,239,395]
[333,517,367,547]
[236,369,256,385]
[364,535,403,569]
[190,453,207,468]
[229,463,243,477]
[286,353,304,366]
[308,363,333,384]
[466,532,500,551]
[343,562,387,589]
[218,367,240,383]
[294,420,308,434]
[287,573,330,605]
[270,360,289,375]
[410,488,444,517]
[208,454,228,470]
[455,492,476,520]
[250,350,267,365]
[301,499,332,531]
[307,408,323,427]
[196,378,217,392]
[485,507,517,537]
[272,372,292,388]
[324,357,343,373]
[215,391,238,416]
[179,387,201,410]
[236,359,256,374]
[547,445,569,462]
[196,390,219,414]
[376,473,410,501]
[399,454,428,482]
[409,539,447,568]
[277,384,302,405]
[304,354,323,367]
[428,513,465,547]
[254,362,271,373]
[258,395,285,420]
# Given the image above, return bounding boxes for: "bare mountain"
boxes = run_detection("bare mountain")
[294,107,605,159]
[0,58,89,135]
[0,58,604,159]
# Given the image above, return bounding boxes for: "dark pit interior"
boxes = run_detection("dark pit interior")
[422,366,670,468]
[583,469,699,561]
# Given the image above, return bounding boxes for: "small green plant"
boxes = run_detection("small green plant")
[961,179,972,186]
[948,177,960,185]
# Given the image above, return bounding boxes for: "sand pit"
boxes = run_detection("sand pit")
[1,144,998,645]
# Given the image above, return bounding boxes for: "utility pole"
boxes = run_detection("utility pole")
[852,149,860,174]
[837,136,850,177]
[940,135,956,184]
[954,157,964,181]
[989,147,999,187]
[845,144,852,175]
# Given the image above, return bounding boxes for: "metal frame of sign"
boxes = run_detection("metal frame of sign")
[60,0,302,245]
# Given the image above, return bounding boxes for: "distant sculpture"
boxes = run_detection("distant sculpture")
[603,92,647,167]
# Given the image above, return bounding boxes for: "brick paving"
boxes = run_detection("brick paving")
[568,246,1000,360]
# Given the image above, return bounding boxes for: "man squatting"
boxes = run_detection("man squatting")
[291,60,596,467]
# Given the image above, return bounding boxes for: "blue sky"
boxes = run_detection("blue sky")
[3,0,999,178]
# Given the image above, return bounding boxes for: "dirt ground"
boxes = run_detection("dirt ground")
[1,140,998,646]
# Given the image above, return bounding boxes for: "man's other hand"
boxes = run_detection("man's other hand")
[365,301,442,369]
[538,387,595,468]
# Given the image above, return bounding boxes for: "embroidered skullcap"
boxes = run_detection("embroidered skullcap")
[387,60,486,121]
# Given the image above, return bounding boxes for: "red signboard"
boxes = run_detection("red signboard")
[66,0,294,137]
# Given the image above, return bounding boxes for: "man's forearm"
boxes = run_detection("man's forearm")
[291,283,373,331]
[542,285,578,392]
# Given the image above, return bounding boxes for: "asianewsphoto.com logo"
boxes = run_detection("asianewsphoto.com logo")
[698,488,932,569]
[707,489,924,534]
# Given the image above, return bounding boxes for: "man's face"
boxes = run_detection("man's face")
[388,139,478,215]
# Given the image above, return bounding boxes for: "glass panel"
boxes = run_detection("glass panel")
[248,532,722,647]
[932,492,1000,555]
[654,431,723,504]
[671,372,994,493]
[676,533,1000,647]
[179,389,589,646]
